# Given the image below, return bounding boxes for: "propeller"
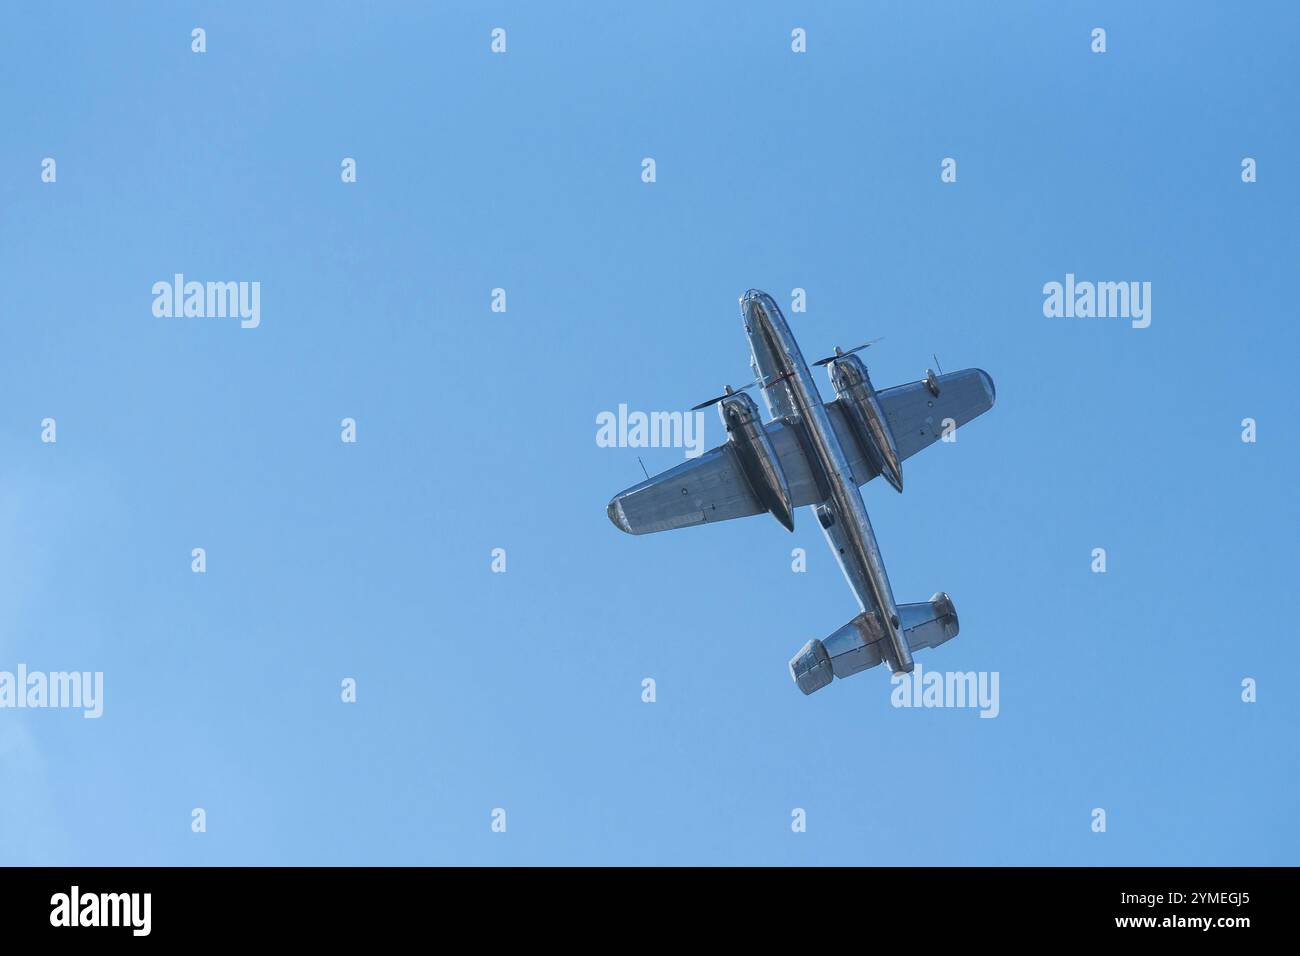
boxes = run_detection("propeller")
[691,369,804,410]
[812,338,884,367]
[690,381,760,411]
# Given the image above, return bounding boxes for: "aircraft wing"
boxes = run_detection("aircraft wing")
[606,445,764,535]
[607,368,995,535]
[607,418,833,535]
[871,367,996,464]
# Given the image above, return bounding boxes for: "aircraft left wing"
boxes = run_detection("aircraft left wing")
[874,367,996,464]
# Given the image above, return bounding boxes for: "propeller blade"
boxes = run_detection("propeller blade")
[689,380,760,411]
[812,338,884,367]
[690,394,731,411]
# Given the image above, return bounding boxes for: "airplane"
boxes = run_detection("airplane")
[606,290,996,695]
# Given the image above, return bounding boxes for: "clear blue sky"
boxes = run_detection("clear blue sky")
[1,2,1295,865]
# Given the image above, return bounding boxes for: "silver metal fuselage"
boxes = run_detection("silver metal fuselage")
[741,291,914,673]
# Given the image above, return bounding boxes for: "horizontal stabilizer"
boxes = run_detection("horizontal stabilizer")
[899,592,960,651]
[789,592,960,695]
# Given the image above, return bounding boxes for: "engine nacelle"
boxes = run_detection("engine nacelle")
[828,353,904,493]
[718,391,795,532]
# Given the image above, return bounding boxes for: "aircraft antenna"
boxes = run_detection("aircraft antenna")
[637,457,650,480]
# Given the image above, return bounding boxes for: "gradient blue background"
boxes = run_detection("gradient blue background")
[2,2,1296,865]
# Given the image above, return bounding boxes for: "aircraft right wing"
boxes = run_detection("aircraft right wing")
[606,444,765,535]
[607,417,832,535]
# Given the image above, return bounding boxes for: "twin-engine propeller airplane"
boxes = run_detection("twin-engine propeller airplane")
[606,290,996,695]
